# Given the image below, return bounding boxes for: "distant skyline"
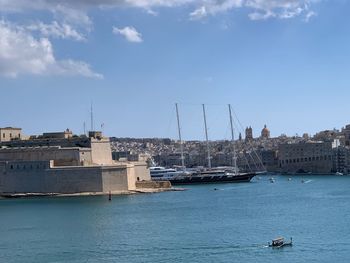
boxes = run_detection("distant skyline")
[1,1,350,140]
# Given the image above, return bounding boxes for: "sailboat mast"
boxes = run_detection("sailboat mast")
[175,103,185,169]
[228,104,237,174]
[202,104,212,169]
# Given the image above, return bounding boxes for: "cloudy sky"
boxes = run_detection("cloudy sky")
[0,0,349,140]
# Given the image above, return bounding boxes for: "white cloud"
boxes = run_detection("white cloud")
[0,0,321,21]
[190,1,243,19]
[245,0,315,20]
[27,21,86,41]
[304,10,317,22]
[113,26,143,43]
[190,6,207,20]
[0,20,102,78]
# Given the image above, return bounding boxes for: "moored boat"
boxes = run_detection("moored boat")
[150,166,256,185]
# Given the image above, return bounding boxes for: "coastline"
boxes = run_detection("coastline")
[0,187,186,199]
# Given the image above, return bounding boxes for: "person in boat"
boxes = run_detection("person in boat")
[268,237,292,247]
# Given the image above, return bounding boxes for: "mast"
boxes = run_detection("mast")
[202,104,212,169]
[228,104,237,175]
[175,103,185,169]
[90,102,94,131]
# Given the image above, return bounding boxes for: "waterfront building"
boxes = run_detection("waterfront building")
[342,124,350,146]
[245,127,253,141]
[302,133,309,140]
[313,129,340,142]
[260,149,279,172]
[42,129,73,139]
[0,129,154,195]
[0,127,22,142]
[261,125,270,139]
[278,141,335,174]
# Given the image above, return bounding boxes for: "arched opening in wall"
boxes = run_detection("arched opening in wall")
[137,177,140,181]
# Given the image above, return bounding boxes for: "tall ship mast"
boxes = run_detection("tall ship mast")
[228,104,238,175]
[202,104,212,169]
[150,103,257,185]
[175,103,185,170]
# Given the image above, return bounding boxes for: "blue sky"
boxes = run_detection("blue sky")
[0,0,350,140]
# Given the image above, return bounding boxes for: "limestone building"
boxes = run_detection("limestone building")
[0,129,153,195]
[278,141,335,174]
[0,127,22,142]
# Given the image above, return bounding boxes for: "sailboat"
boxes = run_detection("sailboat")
[150,104,258,185]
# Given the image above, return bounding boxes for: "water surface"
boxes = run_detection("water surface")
[1,175,350,262]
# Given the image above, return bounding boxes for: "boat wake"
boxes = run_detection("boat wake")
[302,179,313,184]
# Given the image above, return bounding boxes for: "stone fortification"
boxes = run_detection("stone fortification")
[0,160,135,194]
[0,130,158,195]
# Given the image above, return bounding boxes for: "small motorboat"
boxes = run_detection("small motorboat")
[268,237,292,248]
[269,177,275,183]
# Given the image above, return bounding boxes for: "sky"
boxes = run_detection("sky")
[0,0,350,141]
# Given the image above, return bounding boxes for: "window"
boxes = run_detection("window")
[10,133,12,138]
[2,133,4,138]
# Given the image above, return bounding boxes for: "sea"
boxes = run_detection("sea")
[1,175,350,263]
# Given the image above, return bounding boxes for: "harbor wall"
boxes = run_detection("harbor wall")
[0,161,136,194]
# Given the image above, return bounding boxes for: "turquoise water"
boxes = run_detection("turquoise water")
[1,175,350,263]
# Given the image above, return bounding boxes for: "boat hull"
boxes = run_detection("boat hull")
[167,173,256,185]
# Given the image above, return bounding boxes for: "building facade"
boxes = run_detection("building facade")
[278,141,335,174]
[0,127,22,142]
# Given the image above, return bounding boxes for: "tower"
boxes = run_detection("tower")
[245,126,253,141]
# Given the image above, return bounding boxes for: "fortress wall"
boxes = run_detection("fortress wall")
[0,161,49,193]
[0,147,88,166]
[126,165,137,191]
[132,162,151,181]
[101,166,130,192]
[79,150,92,166]
[47,166,103,194]
[0,161,134,194]
[90,138,113,165]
